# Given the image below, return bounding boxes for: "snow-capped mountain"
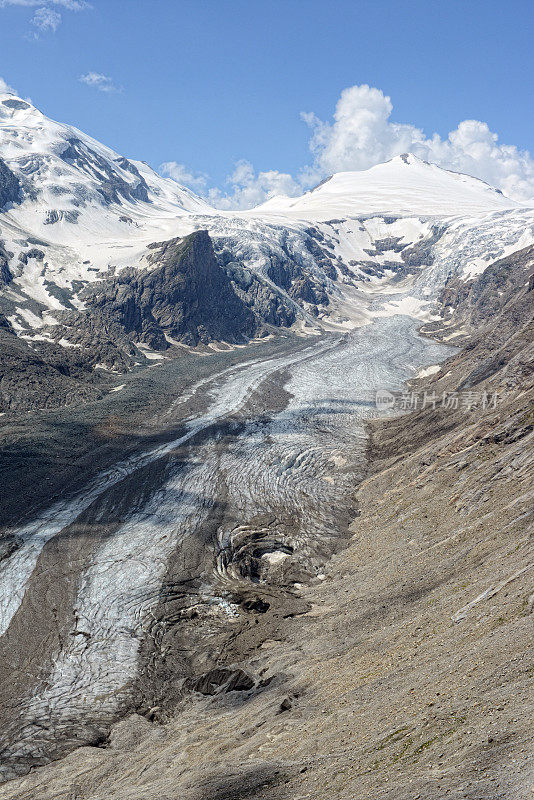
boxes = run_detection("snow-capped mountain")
[0,92,211,225]
[1,90,533,412]
[256,153,520,219]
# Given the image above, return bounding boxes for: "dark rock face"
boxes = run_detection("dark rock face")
[44,210,80,225]
[18,248,44,265]
[0,242,13,286]
[55,231,258,352]
[438,243,534,327]
[1,99,30,111]
[419,244,534,402]
[264,243,331,309]
[64,230,258,350]
[59,139,150,206]
[0,158,22,210]
[214,225,333,321]
[363,236,406,256]
[185,668,255,696]
[0,314,13,333]
[400,225,446,268]
[357,225,447,283]
[47,308,140,374]
[233,277,296,328]
[0,534,21,564]
[114,157,150,202]
[0,230,302,411]
[0,327,103,413]
[216,249,297,327]
[303,235,337,281]
[342,222,447,283]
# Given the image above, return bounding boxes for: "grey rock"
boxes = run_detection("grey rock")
[185,668,255,696]
[0,158,22,209]
[1,99,30,111]
[53,230,259,358]
[0,327,103,413]
[44,210,80,225]
[18,248,45,264]
[0,242,12,286]
[60,138,150,206]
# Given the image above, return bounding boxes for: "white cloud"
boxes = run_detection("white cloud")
[0,1,89,9]
[79,72,121,94]
[303,84,534,203]
[0,76,16,94]
[209,160,302,210]
[31,6,60,31]
[0,0,90,37]
[161,158,301,210]
[160,161,208,191]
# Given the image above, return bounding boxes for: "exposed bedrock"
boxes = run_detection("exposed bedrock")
[0,326,104,413]
[0,158,22,210]
[59,138,150,206]
[0,242,13,286]
[59,230,258,351]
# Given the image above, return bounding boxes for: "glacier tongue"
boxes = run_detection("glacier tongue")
[0,317,452,778]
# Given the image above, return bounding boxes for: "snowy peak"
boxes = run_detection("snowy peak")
[255,153,521,220]
[0,92,212,221]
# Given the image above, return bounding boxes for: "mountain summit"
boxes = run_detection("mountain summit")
[0,91,212,230]
[256,153,521,219]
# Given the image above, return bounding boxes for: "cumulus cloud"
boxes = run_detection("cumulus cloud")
[303,84,534,203]
[160,161,208,192]
[0,76,16,94]
[208,160,302,210]
[161,158,301,210]
[79,72,121,94]
[162,83,534,209]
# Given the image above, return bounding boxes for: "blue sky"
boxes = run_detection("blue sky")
[0,0,533,207]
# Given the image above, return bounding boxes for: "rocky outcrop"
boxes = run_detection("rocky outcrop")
[1,99,30,112]
[214,225,334,320]
[400,224,445,267]
[436,243,534,328]
[222,258,297,327]
[59,138,150,205]
[75,230,258,348]
[0,158,22,210]
[185,667,255,696]
[0,242,12,286]
[44,210,80,225]
[0,229,309,411]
